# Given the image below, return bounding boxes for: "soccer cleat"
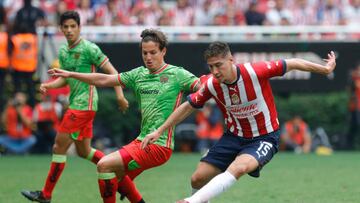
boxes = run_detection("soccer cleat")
[21,190,51,203]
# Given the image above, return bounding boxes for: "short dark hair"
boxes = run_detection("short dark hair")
[59,11,80,26]
[203,41,231,61]
[140,29,168,51]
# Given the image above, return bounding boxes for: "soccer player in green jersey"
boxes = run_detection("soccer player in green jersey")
[21,11,128,203]
[49,29,201,203]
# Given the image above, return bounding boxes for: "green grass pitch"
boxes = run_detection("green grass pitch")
[1,152,359,203]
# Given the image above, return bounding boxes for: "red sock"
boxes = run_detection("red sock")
[98,173,118,203]
[42,155,66,199]
[90,149,104,164]
[118,175,143,203]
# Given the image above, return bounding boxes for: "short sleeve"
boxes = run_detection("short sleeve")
[87,43,109,68]
[176,67,199,92]
[118,69,136,89]
[250,59,286,79]
[187,79,213,109]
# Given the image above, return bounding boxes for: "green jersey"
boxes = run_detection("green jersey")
[118,64,199,149]
[59,38,108,111]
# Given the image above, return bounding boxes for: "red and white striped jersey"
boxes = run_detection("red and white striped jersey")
[187,60,286,138]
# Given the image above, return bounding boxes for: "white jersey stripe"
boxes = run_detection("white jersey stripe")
[236,73,258,136]
[244,63,274,133]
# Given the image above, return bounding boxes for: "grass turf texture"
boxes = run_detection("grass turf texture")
[0,152,359,203]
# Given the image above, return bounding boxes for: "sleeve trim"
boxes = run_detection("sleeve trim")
[186,95,203,109]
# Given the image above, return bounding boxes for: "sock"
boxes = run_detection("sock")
[42,154,67,199]
[185,171,236,203]
[118,175,143,203]
[86,148,105,164]
[98,173,118,203]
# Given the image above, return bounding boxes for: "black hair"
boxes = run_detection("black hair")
[203,41,231,61]
[140,29,168,50]
[59,11,80,26]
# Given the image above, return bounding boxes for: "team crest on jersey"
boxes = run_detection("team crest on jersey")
[74,52,80,59]
[160,75,169,83]
[231,94,240,104]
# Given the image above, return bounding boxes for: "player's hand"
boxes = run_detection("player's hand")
[48,68,71,78]
[117,97,129,113]
[39,83,49,94]
[323,51,336,74]
[141,130,161,149]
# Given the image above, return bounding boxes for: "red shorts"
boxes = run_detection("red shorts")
[120,140,172,179]
[58,109,96,140]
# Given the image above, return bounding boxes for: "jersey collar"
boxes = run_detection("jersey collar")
[150,63,168,74]
[68,37,82,50]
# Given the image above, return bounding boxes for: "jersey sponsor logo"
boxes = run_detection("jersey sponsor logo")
[160,75,169,83]
[139,89,160,95]
[256,141,273,158]
[227,101,260,118]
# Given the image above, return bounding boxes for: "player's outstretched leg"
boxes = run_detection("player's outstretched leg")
[117,175,145,203]
[21,190,51,203]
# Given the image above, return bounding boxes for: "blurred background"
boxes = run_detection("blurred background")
[0,0,359,156]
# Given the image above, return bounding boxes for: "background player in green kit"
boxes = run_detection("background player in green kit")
[49,29,201,203]
[21,11,128,203]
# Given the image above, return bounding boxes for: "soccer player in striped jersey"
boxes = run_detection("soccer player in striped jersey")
[21,11,128,203]
[48,29,201,203]
[142,41,336,203]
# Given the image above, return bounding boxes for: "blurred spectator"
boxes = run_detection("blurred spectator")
[2,0,23,24]
[223,1,246,25]
[265,0,293,25]
[12,0,47,34]
[55,0,67,25]
[245,0,265,25]
[343,0,360,26]
[10,23,38,107]
[32,95,62,153]
[76,0,95,25]
[317,0,345,25]
[193,0,216,26]
[0,92,36,154]
[0,19,10,112]
[281,115,312,154]
[291,0,317,25]
[158,12,172,26]
[132,0,163,26]
[347,62,360,149]
[94,0,130,25]
[195,101,223,154]
[169,0,194,26]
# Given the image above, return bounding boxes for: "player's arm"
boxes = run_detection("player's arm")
[48,68,119,87]
[101,62,129,112]
[39,77,67,94]
[141,101,195,149]
[285,51,336,75]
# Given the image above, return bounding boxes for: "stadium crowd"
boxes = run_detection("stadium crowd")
[0,0,359,27]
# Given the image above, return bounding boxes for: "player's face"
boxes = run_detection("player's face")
[141,41,166,72]
[60,19,81,44]
[207,54,235,83]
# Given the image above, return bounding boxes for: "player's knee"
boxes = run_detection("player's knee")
[76,149,88,159]
[190,173,207,189]
[96,158,115,173]
[52,143,65,154]
[230,164,248,178]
